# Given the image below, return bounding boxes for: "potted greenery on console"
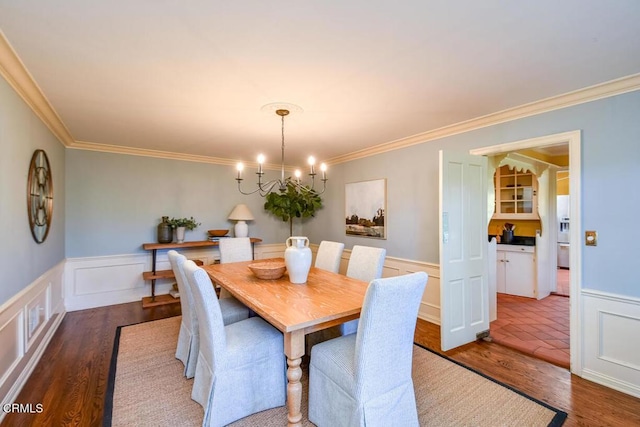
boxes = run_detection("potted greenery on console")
[168,216,201,243]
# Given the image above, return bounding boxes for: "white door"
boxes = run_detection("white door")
[439,150,489,351]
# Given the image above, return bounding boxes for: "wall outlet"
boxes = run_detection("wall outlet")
[585,230,597,246]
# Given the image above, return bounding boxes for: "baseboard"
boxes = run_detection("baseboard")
[0,262,65,421]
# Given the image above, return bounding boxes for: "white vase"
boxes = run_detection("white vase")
[176,226,186,243]
[284,236,312,284]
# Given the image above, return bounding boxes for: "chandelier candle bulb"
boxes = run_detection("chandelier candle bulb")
[257,154,265,175]
[295,169,301,183]
[321,163,327,180]
[308,156,316,175]
[236,162,244,180]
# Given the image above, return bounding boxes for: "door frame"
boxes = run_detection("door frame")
[470,130,582,374]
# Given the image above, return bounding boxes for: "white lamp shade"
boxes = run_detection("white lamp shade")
[228,204,255,221]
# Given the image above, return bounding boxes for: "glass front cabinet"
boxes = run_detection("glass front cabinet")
[492,165,539,219]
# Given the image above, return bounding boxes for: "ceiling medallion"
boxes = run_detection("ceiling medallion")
[27,149,53,244]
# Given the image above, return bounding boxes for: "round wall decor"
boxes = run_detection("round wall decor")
[27,149,53,243]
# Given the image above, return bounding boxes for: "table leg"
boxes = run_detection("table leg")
[284,330,305,427]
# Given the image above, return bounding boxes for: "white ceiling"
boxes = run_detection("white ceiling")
[1,1,639,168]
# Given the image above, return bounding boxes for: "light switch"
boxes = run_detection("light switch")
[585,231,597,246]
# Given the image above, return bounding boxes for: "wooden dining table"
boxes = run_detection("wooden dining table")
[202,258,369,427]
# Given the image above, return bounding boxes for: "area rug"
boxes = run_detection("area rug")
[104,316,566,426]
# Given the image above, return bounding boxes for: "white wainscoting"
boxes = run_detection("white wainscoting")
[581,289,640,398]
[0,262,65,420]
[64,243,285,312]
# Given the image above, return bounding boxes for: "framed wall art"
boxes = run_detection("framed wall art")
[345,178,386,239]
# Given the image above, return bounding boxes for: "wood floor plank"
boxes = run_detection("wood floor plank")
[2,302,640,426]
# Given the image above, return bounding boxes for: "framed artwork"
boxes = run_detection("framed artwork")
[345,178,386,239]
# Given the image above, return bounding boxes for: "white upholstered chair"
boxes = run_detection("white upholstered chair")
[314,240,345,273]
[167,250,249,379]
[305,240,346,355]
[183,260,286,427]
[340,245,386,335]
[218,237,253,263]
[218,237,253,299]
[309,272,428,427]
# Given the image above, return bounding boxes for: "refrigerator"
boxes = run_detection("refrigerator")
[557,195,570,269]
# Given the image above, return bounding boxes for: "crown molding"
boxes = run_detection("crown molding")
[327,73,640,165]
[69,140,295,171]
[0,31,75,147]
[69,140,238,166]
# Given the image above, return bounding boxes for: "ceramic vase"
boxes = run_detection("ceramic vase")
[176,226,186,244]
[284,236,312,284]
[157,216,172,243]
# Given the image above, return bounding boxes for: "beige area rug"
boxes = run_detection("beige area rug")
[104,316,566,426]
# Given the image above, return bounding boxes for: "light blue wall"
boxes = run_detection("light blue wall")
[304,90,640,298]
[0,78,65,305]
[64,150,301,257]
[4,69,639,304]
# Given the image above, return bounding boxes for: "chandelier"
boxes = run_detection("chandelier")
[235,107,327,197]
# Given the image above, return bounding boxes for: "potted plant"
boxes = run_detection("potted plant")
[264,181,322,236]
[168,216,201,243]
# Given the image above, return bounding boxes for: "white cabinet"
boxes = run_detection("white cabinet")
[496,245,536,298]
[492,165,539,220]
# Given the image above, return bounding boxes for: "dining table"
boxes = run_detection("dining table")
[202,257,370,427]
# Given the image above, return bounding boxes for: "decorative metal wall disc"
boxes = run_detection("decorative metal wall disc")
[27,149,53,243]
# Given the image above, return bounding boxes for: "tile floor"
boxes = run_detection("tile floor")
[490,269,570,368]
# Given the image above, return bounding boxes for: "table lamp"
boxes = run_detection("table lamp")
[228,204,254,237]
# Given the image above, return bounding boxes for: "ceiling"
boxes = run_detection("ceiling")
[1,1,639,169]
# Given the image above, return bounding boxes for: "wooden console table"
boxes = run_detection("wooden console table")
[141,238,262,308]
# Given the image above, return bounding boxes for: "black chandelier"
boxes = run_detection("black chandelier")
[235,108,327,196]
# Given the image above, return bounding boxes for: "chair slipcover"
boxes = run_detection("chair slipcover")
[219,237,253,264]
[309,272,428,427]
[314,240,345,273]
[218,237,253,298]
[341,245,386,335]
[168,250,249,379]
[183,260,286,427]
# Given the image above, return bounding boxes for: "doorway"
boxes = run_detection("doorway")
[470,130,581,374]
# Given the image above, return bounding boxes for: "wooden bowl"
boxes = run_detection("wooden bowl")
[208,229,229,237]
[248,261,286,280]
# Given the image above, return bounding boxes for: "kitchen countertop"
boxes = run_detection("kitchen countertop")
[488,235,536,246]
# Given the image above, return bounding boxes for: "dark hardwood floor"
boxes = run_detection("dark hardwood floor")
[3,301,640,426]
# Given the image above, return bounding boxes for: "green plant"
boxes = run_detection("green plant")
[264,180,323,236]
[168,216,201,230]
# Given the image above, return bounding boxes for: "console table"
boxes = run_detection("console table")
[141,238,262,308]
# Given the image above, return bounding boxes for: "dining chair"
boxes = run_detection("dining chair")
[218,237,254,298]
[309,271,428,427]
[304,241,347,355]
[183,260,286,427]
[340,245,386,335]
[314,240,345,273]
[219,237,253,263]
[167,250,249,379]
